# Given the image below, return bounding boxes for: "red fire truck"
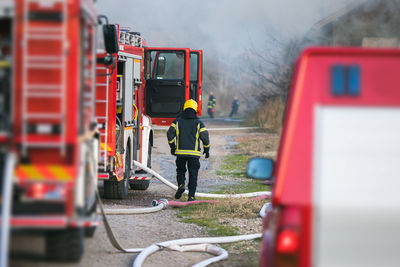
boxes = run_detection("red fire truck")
[247,47,400,267]
[96,25,203,199]
[0,0,117,262]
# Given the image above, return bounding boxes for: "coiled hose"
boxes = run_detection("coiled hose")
[97,161,270,266]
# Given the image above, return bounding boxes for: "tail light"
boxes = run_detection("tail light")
[274,206,301,267]
[260,206,302,267]
[277,229,299,254]
[25,182,66,201]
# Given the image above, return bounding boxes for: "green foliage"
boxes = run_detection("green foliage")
[216,154,250,177]
[177,203,239,236]
[213,179,270,194]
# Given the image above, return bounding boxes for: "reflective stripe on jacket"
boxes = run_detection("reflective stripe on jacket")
[207,95,216,109]
[167,109,210,158]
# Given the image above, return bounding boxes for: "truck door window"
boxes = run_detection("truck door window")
[148,51,185,80]
[189,53,199,100]
[190,53,198,82]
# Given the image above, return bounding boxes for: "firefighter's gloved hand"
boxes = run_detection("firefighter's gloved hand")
[203,147,210,158]
[169,144,176,156]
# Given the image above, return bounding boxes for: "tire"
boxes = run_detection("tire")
[129,180,150,190]
[103,148,130,199]
[46,228,84,262]
[129,145,151,191]
[84,226,96,238]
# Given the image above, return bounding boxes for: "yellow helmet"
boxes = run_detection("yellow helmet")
[183,99,198,112]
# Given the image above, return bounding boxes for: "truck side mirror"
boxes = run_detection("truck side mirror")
[103,24,119,54]
[246,157,274,180]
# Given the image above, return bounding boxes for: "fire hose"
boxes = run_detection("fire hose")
[97,161,270,266]
[97,192,265,267]
[133,160,270,199]
[101,161,270,215]
[0,153,16,267]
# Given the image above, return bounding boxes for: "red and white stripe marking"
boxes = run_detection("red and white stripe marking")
[130,176,152,181]
[98,173,152,180]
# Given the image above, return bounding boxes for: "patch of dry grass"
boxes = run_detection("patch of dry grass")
[178,197,267,236]
[235,133,280,159]
[205,197,265,219]
[252,95,286,132]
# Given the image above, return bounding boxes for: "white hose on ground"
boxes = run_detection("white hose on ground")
[96,161,270,266]
[97,192,263,266]
[133,160,270,199]
[101,199,168,215]
[166,244,228,267]
[1,153,16,267]
[132,234,262,267]
[100,161,270,216]
[259,202,268,218]
[99,160,270,215]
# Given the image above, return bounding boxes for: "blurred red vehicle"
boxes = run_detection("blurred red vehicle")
[0,0,117,262]
[248,47,400,267]
[95,26,203,198]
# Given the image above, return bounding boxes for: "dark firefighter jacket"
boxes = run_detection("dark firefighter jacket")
[167,109,210,158]
[207,95,216,109]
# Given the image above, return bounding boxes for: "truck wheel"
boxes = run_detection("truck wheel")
[129,145,151,190]
[84,226,96,238]
[129,180,150,190]
[103,149,130,199]
[46,228,84,262]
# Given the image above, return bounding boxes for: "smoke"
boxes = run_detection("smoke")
[97,0,364,117]
[97,0,356,57]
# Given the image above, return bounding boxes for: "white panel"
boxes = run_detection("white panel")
[124,58,133,122]
[313,107,400,267]
[141,115,151,167]
[134,60,141,81]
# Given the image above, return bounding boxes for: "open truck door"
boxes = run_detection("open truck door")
[145,48,190,125]
[189,50,203,116]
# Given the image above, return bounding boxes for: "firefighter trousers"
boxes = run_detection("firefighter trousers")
[176,157,200,198]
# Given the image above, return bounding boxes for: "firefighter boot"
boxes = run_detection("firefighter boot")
[188,196,197,202]
[175,184,185,199]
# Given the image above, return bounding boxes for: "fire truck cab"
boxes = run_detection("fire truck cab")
[96,25,203,199]
[248,47,400,267]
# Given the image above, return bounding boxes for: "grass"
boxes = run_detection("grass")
[177,153,270,236]
[213,179,270,194]
[178,147,270,230]
[214,153,270,193]
[178,203,239,236]
[220,240,262,266]
[234,134,280,158]
[176,133,275,264]
[215,154,250,177]
[177,197,267,236]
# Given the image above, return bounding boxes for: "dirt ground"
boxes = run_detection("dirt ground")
[10,120,275,267]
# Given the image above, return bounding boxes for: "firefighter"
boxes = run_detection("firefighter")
[167,99,210,201]
[229,96,240,118]
[207,91,216,118]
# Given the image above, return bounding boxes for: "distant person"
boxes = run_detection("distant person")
[167,99,210,201]
[207,91,216,118]
[229,96,240,118]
